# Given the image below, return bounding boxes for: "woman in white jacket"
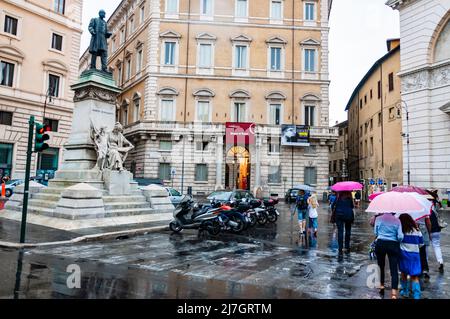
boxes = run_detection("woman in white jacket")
[308,193,319,237]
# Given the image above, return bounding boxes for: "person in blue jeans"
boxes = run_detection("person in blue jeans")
[374,213,404,299]
[331,191,354,255]
[295,190,310,236]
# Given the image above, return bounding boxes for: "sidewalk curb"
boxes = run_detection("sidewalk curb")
[0,225,169,249]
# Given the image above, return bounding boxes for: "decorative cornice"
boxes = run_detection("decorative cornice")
[231,35,253,43]
[385,0,414,10]
[73,86,119,103]
[440,102,450,115]
[229,90,251,99]
[266,36,288,45]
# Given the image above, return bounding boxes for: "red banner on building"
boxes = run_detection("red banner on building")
[225,122,256,145]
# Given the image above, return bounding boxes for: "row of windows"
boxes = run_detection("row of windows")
[163,0,317,22]
[0,111,59,131]
[113,0,318,48]
[358,73,395,109]
[1,60,63,98]
[329,160,345,173]
[3,14,65,52]
[158,39,318,75]
[360,137,374,158]
[121,98,317,126]
[158,162,317,185]
[157,138,314,156]
[114,39,318,86]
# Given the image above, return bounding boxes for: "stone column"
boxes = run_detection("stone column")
[215,135,224,190]
[255,135,262,189]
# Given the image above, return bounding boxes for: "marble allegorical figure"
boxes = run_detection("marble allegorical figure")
[88,9,112,72]
[107,122,134,171]
[90,122,134,171]
[90,121,108,170]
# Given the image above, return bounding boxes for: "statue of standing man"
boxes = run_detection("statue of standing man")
[88,10,112,73]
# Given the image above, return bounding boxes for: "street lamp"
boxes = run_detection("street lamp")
[396,100,410,186]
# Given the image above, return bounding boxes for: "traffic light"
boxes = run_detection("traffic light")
[34,122,50,153]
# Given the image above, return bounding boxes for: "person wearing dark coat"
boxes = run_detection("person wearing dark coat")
[89,10,112,72]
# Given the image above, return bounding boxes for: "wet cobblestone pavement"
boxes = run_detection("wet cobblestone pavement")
[0,202,449,299]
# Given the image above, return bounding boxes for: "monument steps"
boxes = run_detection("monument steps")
[27,206,55,216]
[102,195,147,203]
[27,199,58,209]
[103,207,155,218]
[104,202,151,210]
[31,193,61,202]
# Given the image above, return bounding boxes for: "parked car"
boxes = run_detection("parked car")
[285,188,300,203]
[164,187,186,206]
[206,190,255,204]
[4,179,24,197]
[134,178,164,187]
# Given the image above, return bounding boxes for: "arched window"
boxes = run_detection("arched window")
[434,19,450,63]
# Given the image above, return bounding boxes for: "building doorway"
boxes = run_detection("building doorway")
[225,146,251,190]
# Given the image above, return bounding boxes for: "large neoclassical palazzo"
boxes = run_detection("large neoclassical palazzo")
[387,0,450,196]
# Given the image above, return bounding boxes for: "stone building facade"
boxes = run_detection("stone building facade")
[0,0,83,180]
[329,120,348,185]
[346,39,403,193]
[387,0,450,198]
[82,0,338,197]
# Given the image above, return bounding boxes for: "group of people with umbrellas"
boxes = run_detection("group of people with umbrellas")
[329,182,446,299]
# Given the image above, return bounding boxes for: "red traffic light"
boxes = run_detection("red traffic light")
[39,124,52,133]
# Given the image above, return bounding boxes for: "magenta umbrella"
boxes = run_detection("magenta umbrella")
[390,185,428,195]
[331,181,363,192]
[369,192,384,201]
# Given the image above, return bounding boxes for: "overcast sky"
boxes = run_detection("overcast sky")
[81,0,400,126]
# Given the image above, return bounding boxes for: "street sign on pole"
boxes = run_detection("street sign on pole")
[20,116,35,244]
[171,168,176,188]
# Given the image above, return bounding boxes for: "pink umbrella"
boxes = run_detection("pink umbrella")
[369,192,383,201]
[390,185,428,195]
[366,192,432,221]
[331,181,363,192]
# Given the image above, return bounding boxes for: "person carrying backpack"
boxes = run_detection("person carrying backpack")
[331,191,355,255]
[294,189,310,236]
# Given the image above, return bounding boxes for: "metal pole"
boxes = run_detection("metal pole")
[20,116,34,244]
[405,102,411,186]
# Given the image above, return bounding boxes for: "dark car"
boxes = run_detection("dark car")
[285,188,300,203]
[206,189,255,204]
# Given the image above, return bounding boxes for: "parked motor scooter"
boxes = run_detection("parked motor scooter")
[262,197,280,223]
[209,199,247,233]
[169,196,221,235]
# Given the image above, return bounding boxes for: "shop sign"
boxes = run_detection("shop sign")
[225,122,256,145]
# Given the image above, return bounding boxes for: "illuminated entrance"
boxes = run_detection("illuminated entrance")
[225,146,251,190]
